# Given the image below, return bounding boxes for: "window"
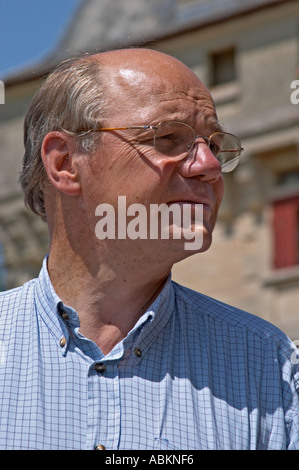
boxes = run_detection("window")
[252,146,299,271]
[277,169,299,187]
[273,195,299,269]
[209,48,236,86]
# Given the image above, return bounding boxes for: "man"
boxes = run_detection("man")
[0,48,298,450]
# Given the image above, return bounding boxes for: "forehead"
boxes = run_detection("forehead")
[102,57,218,129]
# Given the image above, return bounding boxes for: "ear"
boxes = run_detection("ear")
[41,131,81,196]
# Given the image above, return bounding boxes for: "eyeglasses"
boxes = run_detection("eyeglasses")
[67,120,244,173]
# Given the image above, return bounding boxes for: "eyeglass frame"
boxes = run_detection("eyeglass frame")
[61,120,244,170]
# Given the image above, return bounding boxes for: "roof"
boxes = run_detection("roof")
[3,0,291,86]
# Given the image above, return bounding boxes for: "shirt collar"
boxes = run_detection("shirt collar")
[35,255,174,360]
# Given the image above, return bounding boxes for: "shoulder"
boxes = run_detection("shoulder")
[171,282,299,385]
[171,280,291,346]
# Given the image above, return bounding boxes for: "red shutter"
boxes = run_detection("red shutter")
[273,196,299,269]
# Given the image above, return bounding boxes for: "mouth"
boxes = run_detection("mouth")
[167,199,212,213]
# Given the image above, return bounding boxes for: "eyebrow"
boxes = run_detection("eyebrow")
[209,120,225,134]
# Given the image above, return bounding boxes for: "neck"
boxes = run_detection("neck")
[47,238,171,355]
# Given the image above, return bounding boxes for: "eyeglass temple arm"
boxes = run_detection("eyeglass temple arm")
[95,125,158,131]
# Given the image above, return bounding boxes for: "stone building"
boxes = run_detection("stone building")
[0,0,298,338]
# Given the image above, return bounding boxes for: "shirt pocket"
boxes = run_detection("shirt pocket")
[154,437,181,450]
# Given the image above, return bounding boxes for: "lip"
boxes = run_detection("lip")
[167,199,212,212]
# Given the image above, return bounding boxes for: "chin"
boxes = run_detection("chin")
[163,230,213,265]
[184,234,212,255]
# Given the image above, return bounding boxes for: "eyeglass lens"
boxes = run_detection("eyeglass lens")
[154,121,241,172]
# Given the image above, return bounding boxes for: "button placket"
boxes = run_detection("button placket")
[87,361,121,450]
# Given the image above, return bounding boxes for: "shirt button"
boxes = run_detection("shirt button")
[59,337,67,347]
[134,347,142,358]
[61,312,69,321]
[95,444,106,450]
[95,362,106,374]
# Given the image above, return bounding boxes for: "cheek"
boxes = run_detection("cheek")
[210,177,224,226]
[215,177,225,208]
[214,175,224,205]
[86,145,166,205]
[104,141,151,175]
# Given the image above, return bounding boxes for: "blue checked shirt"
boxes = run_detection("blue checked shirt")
[0,256,298,450]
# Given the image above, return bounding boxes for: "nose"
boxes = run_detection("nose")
[178,138,222,182]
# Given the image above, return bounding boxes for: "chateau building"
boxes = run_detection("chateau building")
[0,0,298,338]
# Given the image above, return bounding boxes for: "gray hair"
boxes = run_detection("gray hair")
[20,55,107,222]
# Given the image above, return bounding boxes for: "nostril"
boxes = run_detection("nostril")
[207,175,222,184]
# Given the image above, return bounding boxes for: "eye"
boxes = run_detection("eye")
[155,121,195,157]
[209,141,220,156]
[156,131,183,148]
[160,132,179,143]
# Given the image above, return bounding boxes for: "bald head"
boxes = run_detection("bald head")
[98,48,195,76]
[89,48,210,101]
[86,48,216,127]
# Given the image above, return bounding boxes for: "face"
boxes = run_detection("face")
[79,50,224,263]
